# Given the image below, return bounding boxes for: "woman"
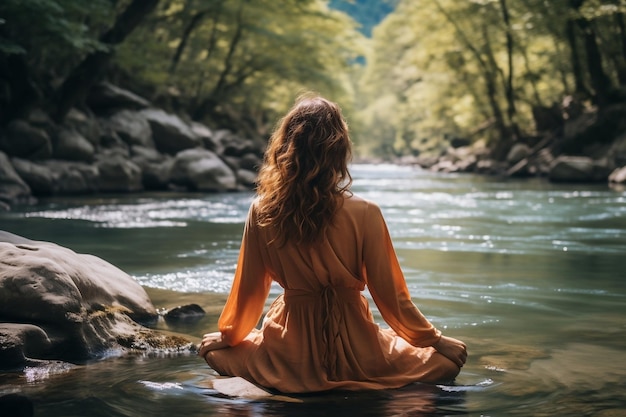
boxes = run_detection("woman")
[199,94,467,393]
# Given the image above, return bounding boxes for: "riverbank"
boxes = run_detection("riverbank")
[0,83,264,211]
[2,83,626,211]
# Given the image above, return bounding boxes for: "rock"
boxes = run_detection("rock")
[11,158,60,196]
[138,159,173,191]
[140,109,201,155]
[0,231,191,370]
[236,169,257,188]
[99,127,130,158]
[87,82,151,113]
[95,154,143,192]
[163,304,205,324]
[64,108,101,147]
[103,110,154,148]
[170,148,237,191]
[213,129,260,158]
[41,160,99,194]
[607,132,626,167]
[53,128,95,162]
[414,155,439,169]
[130,146,172,190]
[130,145,163,162]
[0,120,52,160]
[212,377,274,399]
[239,152,262,171]
[506,143,531,165]
[0,152,33,206]
[609,166,626,184]
[475,159,507,175]
[548,156,612,183]
[189,121,220,152]
[509,148,554,178]
[223,138,258,158]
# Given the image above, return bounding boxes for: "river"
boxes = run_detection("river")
[1,164,625,416]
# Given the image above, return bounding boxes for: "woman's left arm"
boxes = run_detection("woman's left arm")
[214,204,272,347]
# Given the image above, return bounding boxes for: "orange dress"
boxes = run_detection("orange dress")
[204,194,459,393]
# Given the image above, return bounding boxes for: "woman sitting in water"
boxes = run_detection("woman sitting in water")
[198,94,467,393]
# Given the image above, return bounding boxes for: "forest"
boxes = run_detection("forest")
[1,0,626,165]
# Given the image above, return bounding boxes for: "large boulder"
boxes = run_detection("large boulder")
[506,143,531,165]
[52,128,96,162]
[95,154,143,192]
[609,166,626,184]
[11,158,60,196]
[87,82,151,114]
[170,148,237,191]
[103,110,154,149]
[64,108,102,147]
[0,231,192,370]
[131,147,173,190]
[140,109,201,155]
[41,160,99,194]
[0,152,33,207]
[214,129,260,158]
[0,120,52,160]
[190,121,220,153]
[548,156,612,183]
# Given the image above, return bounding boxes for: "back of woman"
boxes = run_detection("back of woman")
[199,94,467,393]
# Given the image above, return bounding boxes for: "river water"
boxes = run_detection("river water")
[1,164,625,416]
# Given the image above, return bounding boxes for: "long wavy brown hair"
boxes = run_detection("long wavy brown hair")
[255,94,353,245]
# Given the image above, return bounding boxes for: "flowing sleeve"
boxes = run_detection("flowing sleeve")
[218,203,272,346]
[362,202,441,347]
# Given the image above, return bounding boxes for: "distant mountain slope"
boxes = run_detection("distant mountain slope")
[329,0,396,36]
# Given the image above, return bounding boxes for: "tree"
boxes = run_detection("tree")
[53,0,160,122]
[114,0,365,135]
[357,0,626,159]
[0,0,114,123]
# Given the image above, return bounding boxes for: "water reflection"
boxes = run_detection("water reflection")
[7,355,474,417]
[1,164,625,416]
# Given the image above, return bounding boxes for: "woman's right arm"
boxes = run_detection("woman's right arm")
[362,202,442,347]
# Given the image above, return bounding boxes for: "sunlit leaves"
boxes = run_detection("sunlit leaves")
[114,0,365,133]
[355,0,626,157]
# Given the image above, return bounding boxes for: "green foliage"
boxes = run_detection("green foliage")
[354,0,626,157]
[114,0,366,135]
[0,0,113,56]
[3,0,626,158]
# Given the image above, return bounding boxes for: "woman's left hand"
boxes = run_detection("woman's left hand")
[198,332,229,357]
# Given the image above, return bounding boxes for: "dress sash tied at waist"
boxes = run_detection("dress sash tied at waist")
[284,286,361,381]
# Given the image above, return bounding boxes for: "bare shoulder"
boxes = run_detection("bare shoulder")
[342,193,381,215]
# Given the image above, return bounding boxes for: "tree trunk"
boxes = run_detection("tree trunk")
[194,0,246,121]
[577,18,613,106]
[565,18,590,97]
[481,25,512,158]
[53,0,160,122]
[615,12,626,85]
[569,0,612,106]
[432,0,509,148]
[499,0,517,119]
[169,10,207,74]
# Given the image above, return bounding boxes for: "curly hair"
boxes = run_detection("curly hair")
[255,94,353,245]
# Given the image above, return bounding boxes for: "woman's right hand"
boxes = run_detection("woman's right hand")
[198,331,229,358]
[433,335,468,368]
